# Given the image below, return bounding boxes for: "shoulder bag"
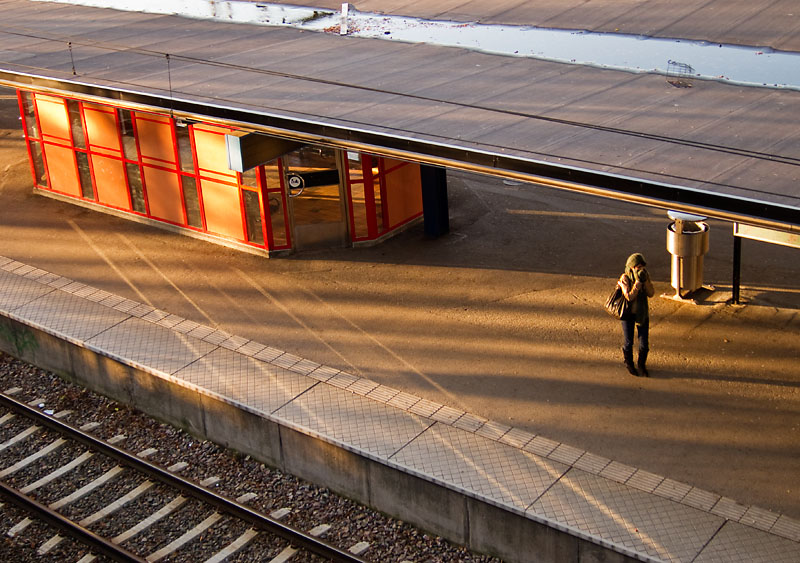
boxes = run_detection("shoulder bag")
[604,283,630,319]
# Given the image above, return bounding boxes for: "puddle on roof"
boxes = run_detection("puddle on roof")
[37,0,800,91]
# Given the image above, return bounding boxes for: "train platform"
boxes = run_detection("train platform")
[1,254,798,562]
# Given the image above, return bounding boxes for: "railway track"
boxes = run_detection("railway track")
[0,389,370,562]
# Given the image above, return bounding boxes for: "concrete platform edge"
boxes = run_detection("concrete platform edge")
[0,311,643,563]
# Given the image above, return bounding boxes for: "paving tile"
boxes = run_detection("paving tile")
[1,260,26,273]
[430,405,464,425]
[711,497,748,521]
[23,268,50,281]
[327,371,359,389]
[112,298,140,314]
[626,469,664,494]
[307,365,339,382]
[549,443,585,466]
[272,353,302,369]
[682,487,721,512]
[14,289,129,342]
[0,256,11,267]
[37,272,61,286]
[289,358,321,376]
[203,330,232,346]
[46,276,71,289]
[498,427,534,449]
[653,478,691,503]
[347,378,379,396]
[365,385,400,404]
[253,346,283,362]
[452,412,486,432]
[392,424,568,511]
[573,452,611,475]
[141,309,169,323]
[129,303,155,318]
[186,324,216,339]
[771,515,800,542]
[531,468,724,562]
[739,506,780,532]
[476,420,511,441]
[174,347,316,414]
[524,435,559,458]
[156,314,185,329]
[236,340,267,357]
[386,391,420,411]
[694,520,800,562]
[86,317,217,375]
[73,285,98,299]
[85,289,112,303]
[61,281,86,294]
[274,383,433,460]
[0,269,55,311]
[219,335,249,351]
[172,319,201,334]
[409,398,442,418]
[99,294,125,308]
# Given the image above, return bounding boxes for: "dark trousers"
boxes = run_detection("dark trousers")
[621,318,649,357]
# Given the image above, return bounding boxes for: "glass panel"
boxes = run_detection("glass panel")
[263,160,281,189]
[67,100,85,149]
[241,167,258,188]
[349,180,368,239]
[28,140,47,187]
[346,150,363,182]
[181,175,202,228]
[125,163,145,213]
[176,125,194,172]
[117,109,138,160]
[76,151,94,199]
[372,176,383,233]
[242,189,264,245]
[268,191,288,248]
[284,146,342,225]
[21,92,39,138]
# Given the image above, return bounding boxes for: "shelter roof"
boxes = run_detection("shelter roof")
[1,0,799,230]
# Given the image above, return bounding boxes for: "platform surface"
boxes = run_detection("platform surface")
[1,254,798,562]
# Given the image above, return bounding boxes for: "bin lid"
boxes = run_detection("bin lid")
[668,210,707,222]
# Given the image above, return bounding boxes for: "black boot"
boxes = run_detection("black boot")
[637,350,649,377]
[623,348,638,376]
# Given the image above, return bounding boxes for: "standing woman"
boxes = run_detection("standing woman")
[618,253,655,376]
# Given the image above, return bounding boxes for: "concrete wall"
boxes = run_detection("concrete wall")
[0,313,637,563]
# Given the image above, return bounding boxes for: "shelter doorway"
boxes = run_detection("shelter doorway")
[284,146,348,250]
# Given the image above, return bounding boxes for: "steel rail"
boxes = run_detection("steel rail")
[0,480,146,562]
[0,392,368,563]
[1,71,799,235]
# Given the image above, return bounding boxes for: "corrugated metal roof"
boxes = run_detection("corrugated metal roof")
[1,0,799,230]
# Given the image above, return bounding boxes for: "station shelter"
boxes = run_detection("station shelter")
[16,89,430,255]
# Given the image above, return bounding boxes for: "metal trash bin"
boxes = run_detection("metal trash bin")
[666,211,710,298]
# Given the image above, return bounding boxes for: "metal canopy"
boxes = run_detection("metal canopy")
[1,0,799,233]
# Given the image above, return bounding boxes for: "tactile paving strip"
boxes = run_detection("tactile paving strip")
[390,423,569,511]
[530,468,724,562]
[174,346,317,414]
[13,289,129,342]
[86,317,217,375]
[693,520,800,563]
[274,383,433,460]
